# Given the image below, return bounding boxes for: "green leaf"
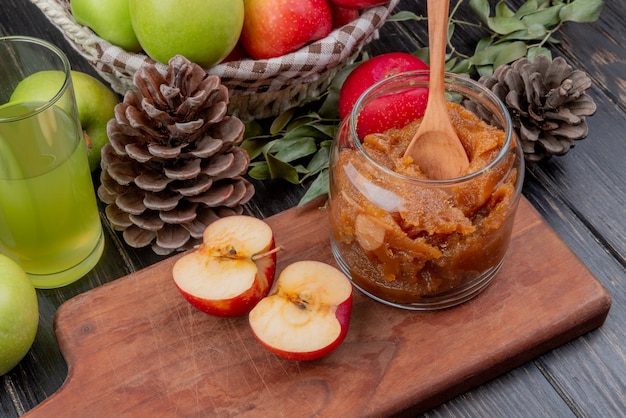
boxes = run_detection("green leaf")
[447,21,456,42]
[495,1,515,17]
[293,164,309,174]
[298,168,329,208]
[274,137,318,163]
[243,120,265,139]
[450,58,473,75]
[281,125,323,142]
[309,121,337,138]
[500,23,547,42]
[469,0,491,24]
[445,57,458,71]
[488,16,528,34]
[270,108,295,135]
[493,40,528,68]
[388,11,425,22]
[514,0,539,18]
[266,153,299,184]
[414,47,430,64]
[240,137,271,160]
[470,42,513,65]
[285,114,319,131]
[247,161,270,180]
[475,37,493,53]
[303,146,330,179]
[476,64,494,77]
[521,4,563,27]
[527,46,552,61]
[559,0,604,23]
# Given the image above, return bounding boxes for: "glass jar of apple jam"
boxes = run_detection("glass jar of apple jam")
[328,71,524,310]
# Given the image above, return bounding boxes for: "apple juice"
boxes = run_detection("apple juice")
[0,102,103,288]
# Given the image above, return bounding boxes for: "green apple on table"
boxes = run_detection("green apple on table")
[129,0,244,67]
[0,254,39,376]
[70,0,141,52]
[9,70,118,172]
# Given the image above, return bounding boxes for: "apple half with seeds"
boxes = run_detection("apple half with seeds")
[172,215,277,317]
[249,260,353,361]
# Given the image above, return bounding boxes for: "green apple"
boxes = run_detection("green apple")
[70,0,141,52]
[129,0,244,67]
[9,70,118,172]
[0,254,39,376]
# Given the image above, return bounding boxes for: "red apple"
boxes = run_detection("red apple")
[328,0,388,9]
[248,260,353,361]
[240,0,333,59]
[355,85,429,138]
[221,41,250,62]
[172,215,278,317]
[338,51,430,120]
[330,3,360,28]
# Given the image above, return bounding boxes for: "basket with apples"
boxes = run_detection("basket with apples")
[30,0,399,121]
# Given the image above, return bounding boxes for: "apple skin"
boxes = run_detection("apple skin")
[172,216,277,318]
[248,260,353,361]
[129,0,244,67]
[0,254,39,376]
[70,0,141,52]
[328,0,388,8]
[330,3,361,28]
[240,0,333,60]
[221,41,250,63]
[355,85,429,138]
[9,70,117,172]
[338,51,430,120]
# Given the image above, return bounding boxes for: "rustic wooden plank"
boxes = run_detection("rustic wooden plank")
[512,0,626,414]
[557,0,626,107]
[22,198,610,417]
[424,364,577,418]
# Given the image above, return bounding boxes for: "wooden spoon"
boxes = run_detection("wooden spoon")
[404,0,469,180]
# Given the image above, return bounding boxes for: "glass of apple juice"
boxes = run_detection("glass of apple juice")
[0,36,104,288]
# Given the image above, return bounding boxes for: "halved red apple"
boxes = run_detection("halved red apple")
[248,260,353,361]
[172,215,277,317]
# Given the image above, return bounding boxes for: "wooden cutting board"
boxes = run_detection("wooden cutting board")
[25,198,611,417]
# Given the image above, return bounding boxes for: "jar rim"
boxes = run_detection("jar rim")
[349,70,515,185]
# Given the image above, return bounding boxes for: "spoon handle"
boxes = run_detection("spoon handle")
[426,0,449,107]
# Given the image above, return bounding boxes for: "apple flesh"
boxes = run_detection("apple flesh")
[9,70,118,172]
[248,260,353,361]
[240,0,333,59]
[172,215,277,317]
[0,254,39,376]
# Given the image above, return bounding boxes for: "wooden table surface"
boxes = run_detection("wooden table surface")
[1,0,625,417]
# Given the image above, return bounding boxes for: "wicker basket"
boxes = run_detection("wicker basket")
[30,0,399,121]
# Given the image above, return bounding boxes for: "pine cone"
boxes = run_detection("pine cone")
[477,55,597,162]
[98,55,254,255]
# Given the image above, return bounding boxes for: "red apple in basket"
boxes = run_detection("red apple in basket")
[329,0,389,9]
[249,260,353,361]
[330,3,361,28]
[240,0,333,59]
[338,52,430,137]
[172,216,277,317]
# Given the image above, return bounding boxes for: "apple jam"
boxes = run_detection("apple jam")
[328,72,524,310]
